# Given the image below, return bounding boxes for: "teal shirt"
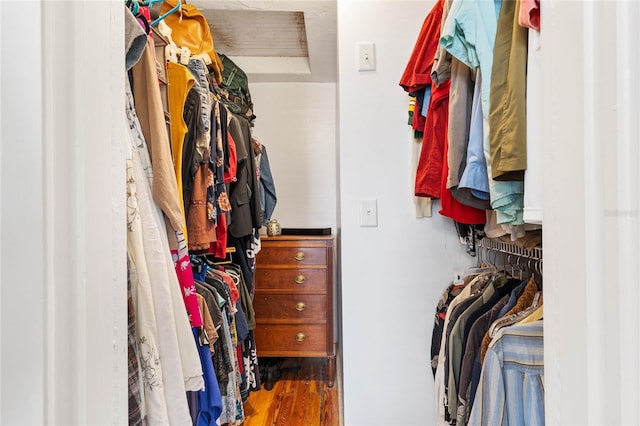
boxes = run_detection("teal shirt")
[440,0,524,225]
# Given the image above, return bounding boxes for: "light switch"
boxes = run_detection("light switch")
[360,199,378,227]
[357,42,376,71]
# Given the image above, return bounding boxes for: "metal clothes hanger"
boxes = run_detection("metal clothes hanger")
[464,244,497,277]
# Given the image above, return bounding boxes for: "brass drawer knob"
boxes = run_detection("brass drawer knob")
[295,274,306,284]
[295,302,306,312]
[295,333,306,342]
[294,251,305,261]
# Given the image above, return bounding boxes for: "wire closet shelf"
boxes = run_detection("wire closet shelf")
[477,237,542,261]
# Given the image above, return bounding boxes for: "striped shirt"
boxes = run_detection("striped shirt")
[469,321,544,426]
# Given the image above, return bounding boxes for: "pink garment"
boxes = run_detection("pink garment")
[172,231,203,327]
[518,0,540,31]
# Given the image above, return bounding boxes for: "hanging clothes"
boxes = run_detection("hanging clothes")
[126,3,265,425]
[440,0,525,226]
[131,38,185,235]
[432,257,543,426]
[488,0,528,182]
[434,273,492,426]
[193,298,223,426]
[227,114,263,237]
[468,321,544,426]
[456,279,528,426]
[400,0,445,198]
[126,159,171,425]
[256,142,278,226]
[455,70,491,208]
[128,85,205,424]
[131,35,203,328]
[446,275,521,423]
[167,61,196,242]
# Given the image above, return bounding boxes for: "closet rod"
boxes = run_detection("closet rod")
[476,237,543,262]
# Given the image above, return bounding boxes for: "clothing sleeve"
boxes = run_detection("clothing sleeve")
[197,294,219,352]
[431,0,454,86]
[468,344,505,426]
[259,145,277,225]
[124,6,147,71]
[518,0,540,31]
[440,1,480,70]
[399,0,444,92]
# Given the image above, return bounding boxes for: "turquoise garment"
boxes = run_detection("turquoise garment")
[440,0,524,225]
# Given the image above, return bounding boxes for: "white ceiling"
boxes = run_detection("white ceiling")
[191,0,337,83]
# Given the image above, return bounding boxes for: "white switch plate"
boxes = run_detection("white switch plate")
[359,199,378,227]
[357,42,376,71]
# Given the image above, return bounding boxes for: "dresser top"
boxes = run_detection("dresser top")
[260,235,334,242]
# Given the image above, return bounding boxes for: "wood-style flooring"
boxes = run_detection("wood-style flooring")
[241,358,340,426]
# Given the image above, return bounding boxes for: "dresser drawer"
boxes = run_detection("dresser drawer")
[257,246,326,265]
[255,324,327,355]
[254,294,327,321]
[256,268,327,292]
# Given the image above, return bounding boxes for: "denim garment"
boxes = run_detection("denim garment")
[188,58,212,163]
[259,145,277,225]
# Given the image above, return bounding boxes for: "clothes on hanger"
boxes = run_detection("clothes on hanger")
[431,252,543,426]
[469,321,544,426]
[400,0,544,239]
[124,2,271,424]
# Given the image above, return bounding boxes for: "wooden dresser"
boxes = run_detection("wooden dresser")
[254,235,335,387]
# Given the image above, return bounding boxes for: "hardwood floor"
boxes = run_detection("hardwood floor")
[241,358,340,426]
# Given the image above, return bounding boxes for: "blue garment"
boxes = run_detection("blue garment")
[258,145,277,226]
[234,303,250,342]
[192,328,223,426]
[193,264,208,283]
[468,279,527,409]
[414,88,425,117]
[422,86,432,117]
[469,321,544,426]
[414,86,432,118]
[441,0,524,225]
[458,70,489,200]
[497,279,528,318]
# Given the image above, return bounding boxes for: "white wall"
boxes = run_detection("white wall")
[337,1,475,424]
[542,1,640,424]
[250,82,338,231]
[1,2,46,423]
[0,1,126,424]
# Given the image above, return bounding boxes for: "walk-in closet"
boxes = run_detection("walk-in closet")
[1,1,640,425]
